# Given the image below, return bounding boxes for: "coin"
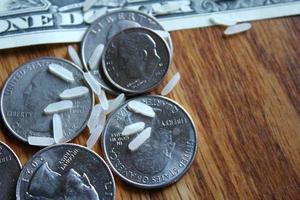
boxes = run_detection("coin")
[81,9,173,94]
[101,95,197,189]
[0,57,94,146]
[0,141,22,200]
[102,27,171,94]
[16,143,115,200]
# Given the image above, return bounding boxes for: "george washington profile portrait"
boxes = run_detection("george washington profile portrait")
[23,70,69,133]
[124,112,176,175]
[27,162,99,200]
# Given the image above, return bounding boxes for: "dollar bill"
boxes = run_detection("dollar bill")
[0,0,300,49]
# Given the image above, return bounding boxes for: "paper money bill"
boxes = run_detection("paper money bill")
[0,0,300,49]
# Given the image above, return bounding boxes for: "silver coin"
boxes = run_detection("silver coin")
[102,27,171,94]
[101,95,197,189]
[0,141,22,200]
[16,143,115,200]
[0,57,94,146]
[81,9,173,94]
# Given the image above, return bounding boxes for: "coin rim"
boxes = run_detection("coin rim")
[0,141,22,169]
[81,9,173,70]
[0,141,22,200]
[101,27,171,94]
[0,57,95,145]
[101,95,198,189]
[80,9,173,94]
[16,143,116,200]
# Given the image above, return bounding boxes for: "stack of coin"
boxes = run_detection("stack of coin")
[81,10,173,95]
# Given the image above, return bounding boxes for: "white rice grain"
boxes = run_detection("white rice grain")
[68,45,83,69]
[87,104,102,131]
[59,86,89,99]
[128,127,151,151]
[83,10,94,23]
[44,100,73,114]
[128,100,155,118]
[53,114,64,144]
[224,23,252,36]
[161,72,181,96]
[210,16,237,26]
[122,122,145,136]
[86,124,104,149]
[88,44,104,70]
[83,72,101,96]
[83,0,97,12]
[86,112,106,149]
[105,93,125,114]
[152,2,183,15]
[28,136,55,146]
[84,7,107,24]
[98,89,109,111]
[154,30,170,40]
[48,63,75,83]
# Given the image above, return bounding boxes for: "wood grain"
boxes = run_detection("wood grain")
[1,16,300,199]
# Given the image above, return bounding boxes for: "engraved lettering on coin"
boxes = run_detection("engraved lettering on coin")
[102,96,197,189]
[107,20,141,41]
[103,28,170,94]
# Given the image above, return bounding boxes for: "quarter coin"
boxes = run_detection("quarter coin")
[16,143,115,200]
[101,95,197,189]
[1,57,94,146]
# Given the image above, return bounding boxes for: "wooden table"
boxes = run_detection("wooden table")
[1,16,300,199]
